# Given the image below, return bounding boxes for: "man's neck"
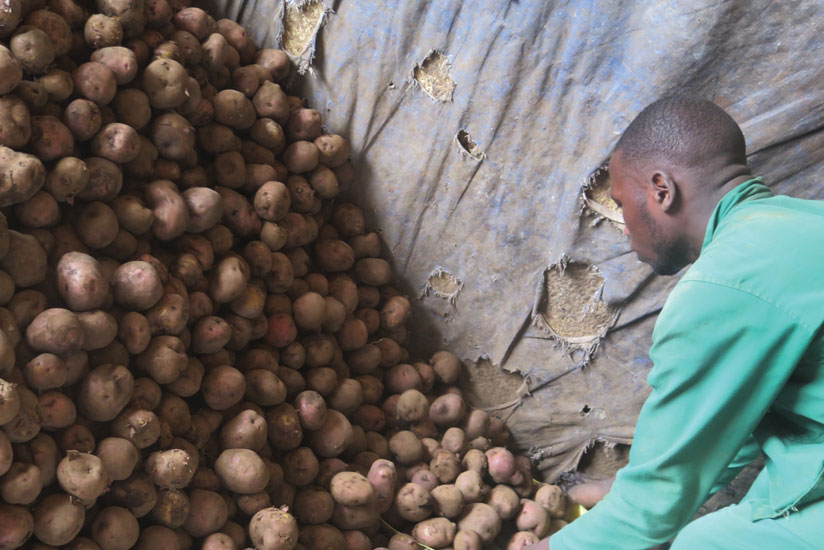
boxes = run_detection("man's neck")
[685,172,753,257]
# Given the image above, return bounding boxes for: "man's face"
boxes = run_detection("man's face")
[609,153,690,275]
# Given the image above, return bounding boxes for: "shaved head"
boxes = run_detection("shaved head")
[609,97,753,275]
[614,96,746,175]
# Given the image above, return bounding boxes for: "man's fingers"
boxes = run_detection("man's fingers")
[567,477,615,508]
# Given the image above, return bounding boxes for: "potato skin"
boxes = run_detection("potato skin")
[249,507,299,550]
[0,147,46,208]
[0,504,34,550]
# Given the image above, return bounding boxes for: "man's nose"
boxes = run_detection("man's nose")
[623,224,630,237]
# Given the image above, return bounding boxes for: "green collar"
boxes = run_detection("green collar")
[701,178,772,251]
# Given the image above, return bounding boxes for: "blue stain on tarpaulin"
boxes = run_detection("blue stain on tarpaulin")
[215,0,824,479]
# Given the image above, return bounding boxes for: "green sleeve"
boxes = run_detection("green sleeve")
[709,435,761,495]
[551,280,813,549]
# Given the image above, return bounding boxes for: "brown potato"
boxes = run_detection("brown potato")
[63,99,102,141]
[32,492,85,546]
[91,507,139,550]
[145,448,195,489]
[0,96,31,149]
[0,462,42,504]
[457,502,502,543]
[72,62,117,104]
[249,507,298,550]
[11,28,55,74]
[96,437,140,481]
[142,58,189,109]
[91,123,141,163]
[57,451,109,500]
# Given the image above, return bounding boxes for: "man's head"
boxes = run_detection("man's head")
[609,96,750,275]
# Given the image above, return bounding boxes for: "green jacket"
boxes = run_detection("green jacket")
[552,179,824,549]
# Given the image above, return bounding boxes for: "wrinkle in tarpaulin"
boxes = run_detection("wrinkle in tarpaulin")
[207,0,824,488]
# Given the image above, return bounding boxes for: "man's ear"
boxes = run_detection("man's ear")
[650,171,676,212]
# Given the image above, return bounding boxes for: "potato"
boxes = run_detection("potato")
[0,379,20,426]
[146,179,189,240]
[38,390,76,429]
[32,492,85,546]
[429,393,467,428]
[431,350,461,384]
[308,409,352,458]
[22,353,64,391]
[430,450,461,484]
[26,308,84,356]
[85,14,123,48]
[535,483,567,518]
[57,451,109,500]
[145,486,187,526]
[78,364,133,421]
[293,486,334,525]
[330,471,376,507]
[0,462,42,504]
[250,118,285,152]
[214,448,268,494]
[487,485,520,520]
[10,28,55,74]
[506,531,540,550]
[0,96,31,149]
[179,490,227,537]
[113,261,164,310]
[113,88,152,130]
[396,482,433,522]
[457,503,501,543]
[283,141,319,173]
[72,62,117,104]
[95,437,139,481]
[394,389,427,424]
[249,507,298,550]
[135,525,179,550]
[91,123,141,163]
[91,507,139,550]
[213,89,256,130]
[314,134,350,168]
[152,113,196,161]
[282,446,319,487]
[220,409,267,451]
[412,518,457,549]
[516,499,550,538]
[0,147,47,208]
[191,315,231,354]
[62,99,102,142]
[78,156,121,202]
[210,255,249,304]
[201,365,245,410]
[486,447,517,484]
[142,58,188,109]
[0,44,23,93]
[145,448,195,489]
[252,81,288,123]
[112,408,161,449]
[183,187,222,233]
[90,46,138,85]
[0,504,33,550]
[456,470,487,505]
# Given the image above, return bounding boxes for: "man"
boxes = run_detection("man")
[529,96,824,549]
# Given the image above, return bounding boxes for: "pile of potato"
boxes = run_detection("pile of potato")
[0,1,572,550]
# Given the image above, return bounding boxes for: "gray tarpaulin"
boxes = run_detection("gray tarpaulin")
[205,0,824,482]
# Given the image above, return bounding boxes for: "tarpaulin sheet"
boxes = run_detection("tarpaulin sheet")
[204,0,824,482]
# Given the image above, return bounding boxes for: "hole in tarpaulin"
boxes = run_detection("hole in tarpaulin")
[576,441,630,479]
[580,404,591,416]
[281,0,326,57]
[422,267,463,306]
[413,51,456,102]
[455,129,484,160]
[583,162,624,224]
[537,261,616,342]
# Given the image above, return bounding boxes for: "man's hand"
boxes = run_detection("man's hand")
[567,476,615,508]
[524,537,550,550]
